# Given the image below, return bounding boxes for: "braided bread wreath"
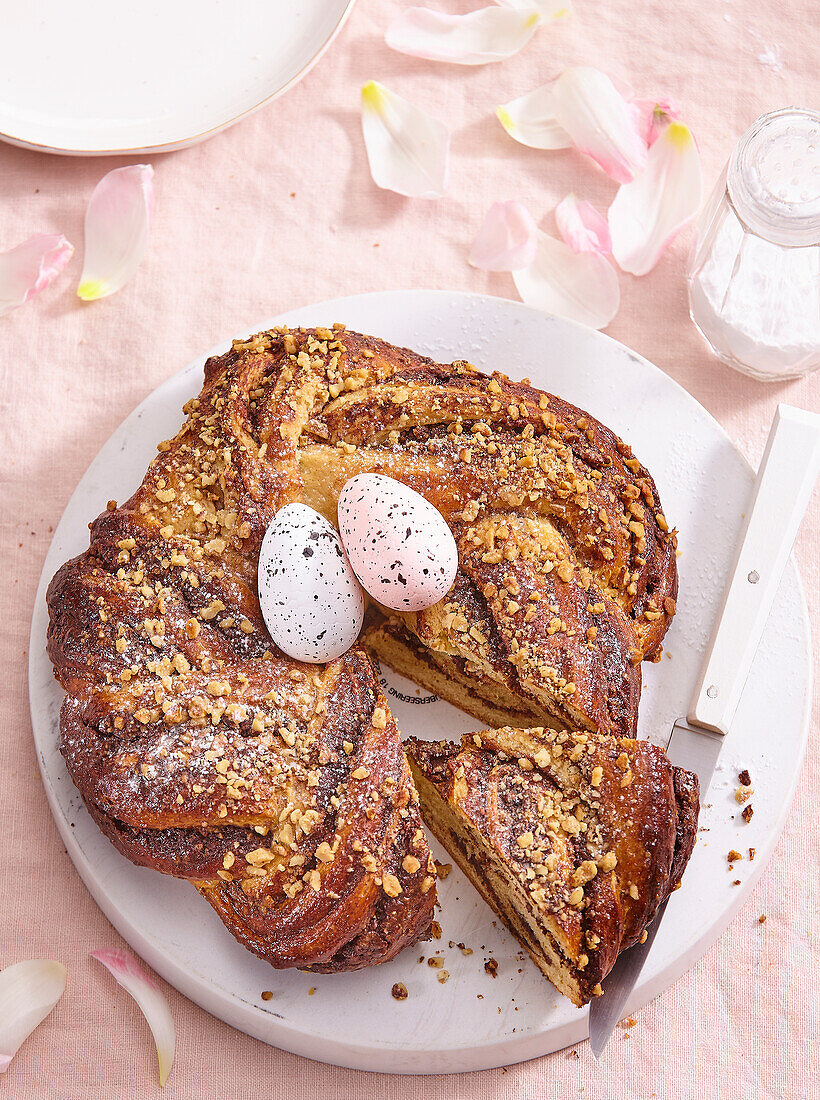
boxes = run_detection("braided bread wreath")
[47,325,698,999]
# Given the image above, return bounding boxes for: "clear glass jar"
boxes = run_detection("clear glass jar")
[687,107,820,381]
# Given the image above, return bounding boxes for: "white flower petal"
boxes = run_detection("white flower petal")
[361,81,450,199]
[469,201,539,271]
[78,165,154,301]
[496,81,572,150]
[0,960,66,1073]
[555,194,612,254]
[631,97,681,146]
[496,0,572,18]
[608,121,702,276]
[92,949,175,1087]
[385,6,541,65]
[0,234,73,317]
[549,67,648,183]
[513,231,620,329]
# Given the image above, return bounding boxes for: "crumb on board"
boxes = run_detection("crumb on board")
[742,804,754,823]
[435,861,453,879]
[391,982,408,1001]
[428,956,445,969]
[261,991,273,1001]
[728,849,742,863]
[437,970,450,984]
[749,847,756,860]
[484,957,499,978]
[308,987,316,996]
[430,920,442,939]
[738,769,752,786]
[735,786,753,804]
[759,914,767,924]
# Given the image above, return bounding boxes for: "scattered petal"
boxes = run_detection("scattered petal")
[631,97,681,146]
[78,165,154,301]
[500,68,648,181]
[549,67,648,183]
[385,6,541,65]
[496,0,572,18]
[513,231,620,329]
[0,960,66,1073]
[469,201,539,270]
[555,195,612,254]
[361,81,450,199]
[608,121,702,276]
[92,949,174,1086]
[496,82,572,150]
[0,234,73,317]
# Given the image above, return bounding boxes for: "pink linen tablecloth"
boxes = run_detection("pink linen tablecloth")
[1,1,817,1096]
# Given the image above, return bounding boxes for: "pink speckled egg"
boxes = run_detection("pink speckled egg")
[337,473,458,612]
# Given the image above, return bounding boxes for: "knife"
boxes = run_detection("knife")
[588,403,820,1059]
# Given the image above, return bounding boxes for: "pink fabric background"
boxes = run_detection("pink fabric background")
[1,0,817,1096]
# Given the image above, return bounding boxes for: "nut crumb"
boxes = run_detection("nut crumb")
[727,849,742,863]
[391,982,408,1001]
[261,991,273,1001]
[741,804,754,823]
[437,970,450,984]
[759,914,767,924]
[427,956,444,969]
[484,958,498,978]
[435,861,452,879]
[738,768,752,786]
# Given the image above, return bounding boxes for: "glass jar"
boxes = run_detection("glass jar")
[687,107,820,381]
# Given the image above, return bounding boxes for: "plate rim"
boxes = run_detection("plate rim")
[0,0,358,157]
[28,289,814,1072]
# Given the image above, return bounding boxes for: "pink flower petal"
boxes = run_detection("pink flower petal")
[78,165,154,301]
[361,81,450,199]
[608,121,702,276]
[631,97,681,146]
[496,0,572,17]
[92,949,174,1086]
[469,201,539,271]
[0,960,66,1074]
[0,234,73,317]
[549,67,648,183]
[513,231,620,329]
[385,6,541,65]
[555,195,612,254]
[497,81,573,150]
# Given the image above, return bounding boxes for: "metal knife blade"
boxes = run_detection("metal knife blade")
[588,404,820,1059]
[587,720,722,1059]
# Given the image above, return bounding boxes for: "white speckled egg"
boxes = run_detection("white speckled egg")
[337,473,458,612]
[258,503,365,663]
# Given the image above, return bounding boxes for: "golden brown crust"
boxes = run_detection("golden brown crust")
[46,324,678,975]
[406,729,699,1006]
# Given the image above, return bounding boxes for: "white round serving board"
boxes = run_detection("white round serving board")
[0,0,356,155]
[30,291,812,1073]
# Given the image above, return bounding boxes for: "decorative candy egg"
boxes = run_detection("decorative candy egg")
[337,473,458,612]
[258,503,365,663]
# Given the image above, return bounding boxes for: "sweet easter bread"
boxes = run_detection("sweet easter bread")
[407,728,699,1007]
[47,324,680,975]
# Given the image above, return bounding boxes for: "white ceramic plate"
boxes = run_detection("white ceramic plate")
[29,291,812,1073]
[0,0,356,155]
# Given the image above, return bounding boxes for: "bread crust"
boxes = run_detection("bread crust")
[46,325,679,975]
[407,729,699,1006]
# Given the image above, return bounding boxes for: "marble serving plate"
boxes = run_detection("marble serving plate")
[29,291,812,1073]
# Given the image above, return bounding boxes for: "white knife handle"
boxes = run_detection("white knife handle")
[688,404,820,734]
